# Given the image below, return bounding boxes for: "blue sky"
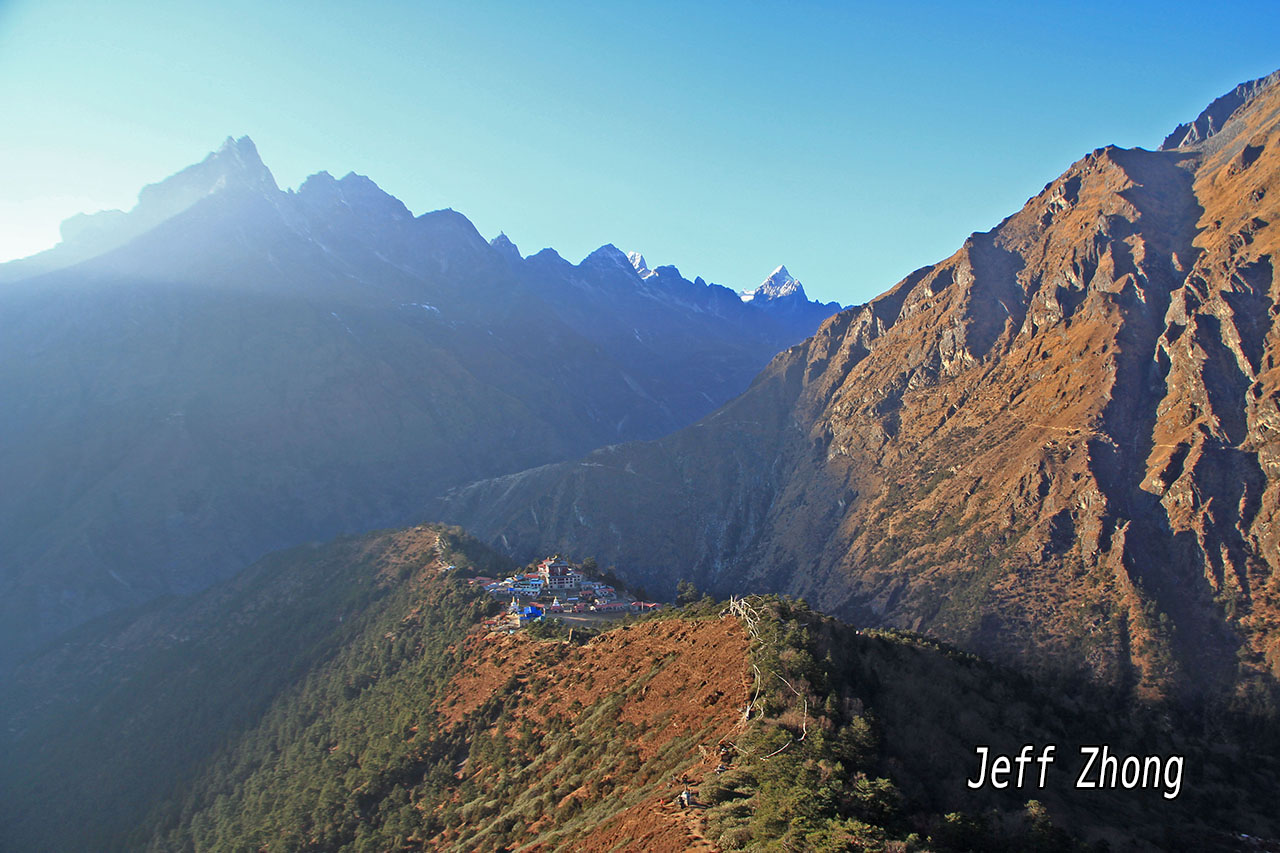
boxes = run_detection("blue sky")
[1,1,1277,305]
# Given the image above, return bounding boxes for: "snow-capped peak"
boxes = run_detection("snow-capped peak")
[740,265,805,303]
[628,251,657,279]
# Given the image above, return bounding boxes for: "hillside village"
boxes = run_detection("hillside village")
[463,556,663,630]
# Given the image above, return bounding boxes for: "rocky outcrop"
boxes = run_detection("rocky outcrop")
[1161,70,1280,150]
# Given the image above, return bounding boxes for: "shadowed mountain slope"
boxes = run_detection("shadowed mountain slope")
[437,71,1280,700]
[0,139,839,669]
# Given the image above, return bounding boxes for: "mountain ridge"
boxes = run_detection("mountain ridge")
[1161,69,1280,151]
[0,138,841,670]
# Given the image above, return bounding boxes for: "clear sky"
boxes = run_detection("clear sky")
[1,0,1277,306]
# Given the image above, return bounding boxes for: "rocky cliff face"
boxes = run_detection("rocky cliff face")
[438,71,1280,699]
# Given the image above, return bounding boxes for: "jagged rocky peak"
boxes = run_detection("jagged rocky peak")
[338,170,395,194]
[297,169,411,221]
[490,232,521,261]
[581,243,635,273]
[411,207,492,255]
[214,135,270,174]
[296,169,341,196]
[1160,68,1280,150]
[146,134,278,202]
[528,246,567,266]
[741,264,806,302]
[57,134,278,254]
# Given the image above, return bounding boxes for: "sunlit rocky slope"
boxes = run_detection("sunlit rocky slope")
[438,71,1280,700]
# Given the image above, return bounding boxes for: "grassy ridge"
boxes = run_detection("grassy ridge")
[698,596,1280,851]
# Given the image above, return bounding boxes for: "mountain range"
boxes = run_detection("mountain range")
[4,67,1280,853]
[435,70,1280,701]
[0,139,839,669]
